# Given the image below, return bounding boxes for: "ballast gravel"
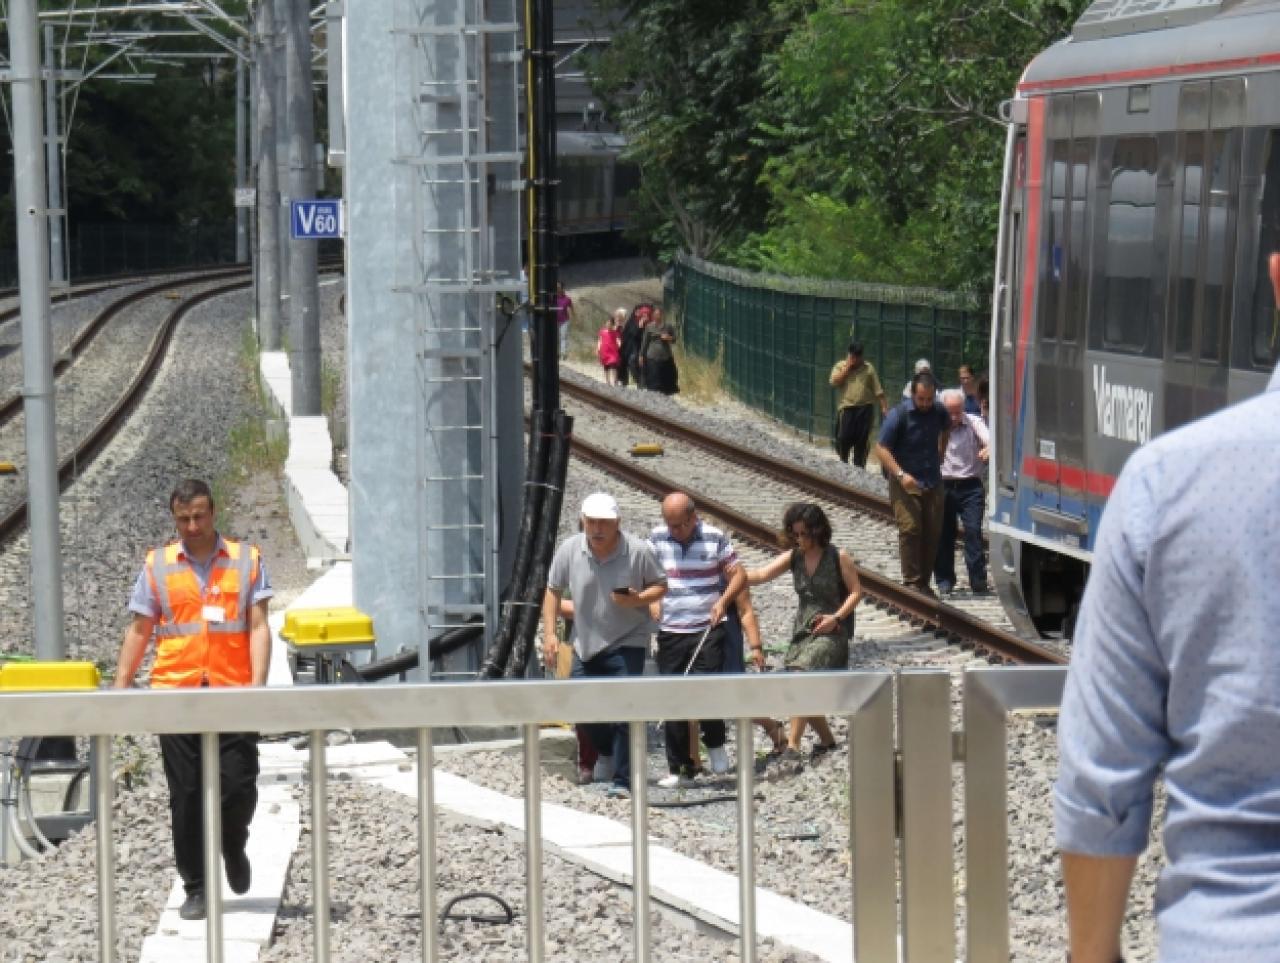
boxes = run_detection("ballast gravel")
[258,780,820,963]
[1,262,1164,962]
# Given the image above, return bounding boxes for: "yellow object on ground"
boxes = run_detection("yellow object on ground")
[280,606,376,648]
[0,462,17,475]
[629,443,664,457]
[0,661,101,691]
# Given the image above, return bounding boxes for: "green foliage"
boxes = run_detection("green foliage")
[739,0,1089,291]
[0,3,251,247]
[587,0,813,262]
[590,0,1091,292]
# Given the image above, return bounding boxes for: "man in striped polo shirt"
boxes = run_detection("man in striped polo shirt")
[648,492,746,787]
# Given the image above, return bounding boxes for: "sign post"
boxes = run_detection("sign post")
[290,199,344,240]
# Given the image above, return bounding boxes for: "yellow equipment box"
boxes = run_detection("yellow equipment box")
[0,661,101,691]
[629,443,664,457]
[280,606,376,651]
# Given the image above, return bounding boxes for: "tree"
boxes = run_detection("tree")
[587,0,813,261]
[737,0,1090,292]
[0,6,247,252]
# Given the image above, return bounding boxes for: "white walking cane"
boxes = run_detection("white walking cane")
[682,623,714,676]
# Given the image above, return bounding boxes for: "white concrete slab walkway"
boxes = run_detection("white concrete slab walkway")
[261,740,856,962]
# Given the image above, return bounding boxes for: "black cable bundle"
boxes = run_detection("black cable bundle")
[357,621,485,683]
[477,409,553,677]
[504,410,572,678]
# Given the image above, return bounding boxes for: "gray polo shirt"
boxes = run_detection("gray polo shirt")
[547,531,666,661]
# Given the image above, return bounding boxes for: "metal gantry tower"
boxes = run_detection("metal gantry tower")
[347,0,523,675]
[403,0,523,676]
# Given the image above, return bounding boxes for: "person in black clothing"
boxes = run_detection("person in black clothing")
[619,304,648,388]
[641,307,679,395]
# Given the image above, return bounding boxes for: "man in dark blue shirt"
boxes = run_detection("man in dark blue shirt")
[874,372,951,594]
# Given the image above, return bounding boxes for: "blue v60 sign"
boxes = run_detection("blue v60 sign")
[291,199,343,240]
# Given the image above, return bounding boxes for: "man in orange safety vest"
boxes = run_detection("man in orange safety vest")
[112,478,273,921]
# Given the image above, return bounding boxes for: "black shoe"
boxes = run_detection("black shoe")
[970,580,989,594]
[179,890,206,921]
[225,847,252,895]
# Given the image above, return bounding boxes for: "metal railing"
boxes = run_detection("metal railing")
[0,666,1073,962]
[963,666,1068,963]
[0,671,896,963]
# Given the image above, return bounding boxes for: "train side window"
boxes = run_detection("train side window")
[1171,132,1205,357]
[1040,138,1070,342]
[1099,137,1158,353]
[1201,128,1240,362]
[1249,130,1280,368]
[1064,135,1093,344]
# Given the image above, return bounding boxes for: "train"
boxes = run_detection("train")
[554,130,637,253]
[989,0,1280,638]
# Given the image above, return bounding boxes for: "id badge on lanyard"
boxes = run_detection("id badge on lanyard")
[202,583,226,623]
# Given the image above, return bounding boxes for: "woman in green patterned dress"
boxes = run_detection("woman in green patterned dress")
[745,503,862,760]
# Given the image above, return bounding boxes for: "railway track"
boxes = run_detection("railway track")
[552,367,893,520]
[566,429,1063,666]
[0,276,255,546]
[0,262,347,551]
[532,368,1062,664]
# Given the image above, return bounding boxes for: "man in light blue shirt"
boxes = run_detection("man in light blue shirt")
[1054,364,1280,962]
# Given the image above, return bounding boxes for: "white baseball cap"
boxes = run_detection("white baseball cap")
[581,492,619,520]
[914,358,932,373]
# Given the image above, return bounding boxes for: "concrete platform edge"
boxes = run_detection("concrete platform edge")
[258,350,348,567]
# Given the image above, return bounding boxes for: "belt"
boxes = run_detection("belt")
[943,476,983,487]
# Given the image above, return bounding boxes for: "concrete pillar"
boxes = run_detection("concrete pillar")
[286,0,321,414]
[10,0,66,661]
[43,25,66,287]
[255,2,282,349]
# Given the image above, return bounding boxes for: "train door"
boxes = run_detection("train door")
[1165,79,1243,427]
[1032,93,1095,515]
[994,120,1026,499]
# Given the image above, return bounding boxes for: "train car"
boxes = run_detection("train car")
[989,0,1280,637]
[555,131,636,252]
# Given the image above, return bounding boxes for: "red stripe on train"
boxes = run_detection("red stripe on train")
[1021,456,1116,497]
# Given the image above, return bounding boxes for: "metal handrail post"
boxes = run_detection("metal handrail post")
[849,675,896,959]
[736,717,757,963]
[417,726,438,963]
[523,723,544,963]
[963,667,1067,963]
[899,670,954,961]
[309,729,331,962]
[93,734,116,962]
[629,721,651,963]
[200,732,224,963]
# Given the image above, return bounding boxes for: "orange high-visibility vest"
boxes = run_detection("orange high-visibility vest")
[146,539,260,688]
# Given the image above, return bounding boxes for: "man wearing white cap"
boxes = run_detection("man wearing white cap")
[542,492,667,798]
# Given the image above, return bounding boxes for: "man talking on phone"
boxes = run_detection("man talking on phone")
[542,492,666,799]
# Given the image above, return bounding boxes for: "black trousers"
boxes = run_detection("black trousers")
[656,626,726,774]
[934,477,987,588]
[159,732,260,895]
[836,404,875,467]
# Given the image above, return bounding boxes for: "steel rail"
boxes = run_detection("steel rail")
[0,271,254,431]
[537,365,896,519]
[567,431,1065,666]
[0,264,256,330]
[0,276,255,547]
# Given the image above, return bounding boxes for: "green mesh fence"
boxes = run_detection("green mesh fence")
[669,254,990,443]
